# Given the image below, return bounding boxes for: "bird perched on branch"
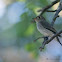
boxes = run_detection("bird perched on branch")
[33,16,62,45]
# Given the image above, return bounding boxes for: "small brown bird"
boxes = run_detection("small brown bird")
[33,16,62,45]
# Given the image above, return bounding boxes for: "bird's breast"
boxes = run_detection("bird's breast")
[36,23,53,36]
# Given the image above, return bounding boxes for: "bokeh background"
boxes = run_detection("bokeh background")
[0,0,62,62]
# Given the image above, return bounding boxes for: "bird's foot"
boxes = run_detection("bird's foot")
[39,47,44,51]
[34,36,49,51]
[39,36,49,51]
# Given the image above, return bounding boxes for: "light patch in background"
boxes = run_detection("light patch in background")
[8,2,27,24]
[0,0,6,18]
[50,1,62,17]
[52,2,59,10]
[59,11,62,17]
[34,7,41,15]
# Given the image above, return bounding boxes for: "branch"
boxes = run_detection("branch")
[51,2,62,26]
[38,0,60,16]
[46,10,57,12]
[34,0,62,51]
[34,37,43,42]
[34,36,49,42]
[40,30,62,51]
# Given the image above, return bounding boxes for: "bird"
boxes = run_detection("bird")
[33,15,62,45]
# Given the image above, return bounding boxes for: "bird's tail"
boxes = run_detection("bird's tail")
[56,36,62,46]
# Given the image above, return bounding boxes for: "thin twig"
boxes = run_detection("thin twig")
[46,10,57,12]
[34,37,43,42]
[38,0,60,15]
[51,15,59,26]
[34,36,48,42]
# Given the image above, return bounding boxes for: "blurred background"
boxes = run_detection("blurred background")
[0,0,62,62]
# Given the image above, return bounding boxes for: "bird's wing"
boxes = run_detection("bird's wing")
[40,20,57,34]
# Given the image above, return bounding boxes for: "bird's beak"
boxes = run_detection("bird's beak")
[31,18,36,23]
[32,17,39,22]
[33,18,36,21]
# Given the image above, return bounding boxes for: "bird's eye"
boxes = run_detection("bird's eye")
[37,16,41,19]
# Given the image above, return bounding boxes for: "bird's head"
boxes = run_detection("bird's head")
[33,16,44,22]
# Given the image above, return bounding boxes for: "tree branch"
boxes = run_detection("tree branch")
[51,2,62,26]
[40,30,62,51]
[38,0,60,16]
